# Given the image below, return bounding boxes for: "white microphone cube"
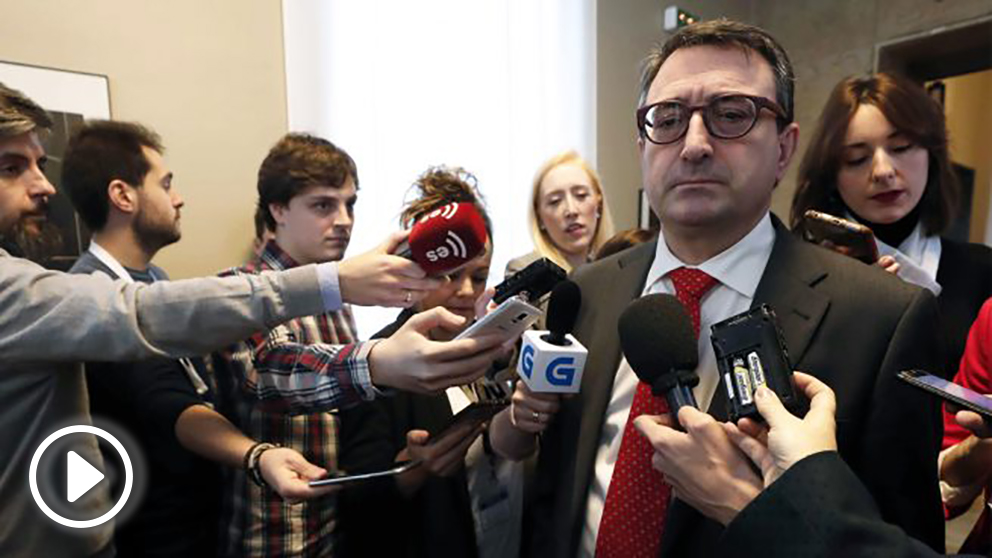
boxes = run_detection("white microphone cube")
[517,330,587,393]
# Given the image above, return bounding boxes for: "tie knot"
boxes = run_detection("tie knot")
[668,267,718,302]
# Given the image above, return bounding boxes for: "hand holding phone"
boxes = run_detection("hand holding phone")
[801,210,879,265]
[454,296,542,342]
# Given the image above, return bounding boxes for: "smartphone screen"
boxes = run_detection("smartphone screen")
[898,370,992,417]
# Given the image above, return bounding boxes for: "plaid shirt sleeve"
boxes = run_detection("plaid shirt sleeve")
[224,324,382,415]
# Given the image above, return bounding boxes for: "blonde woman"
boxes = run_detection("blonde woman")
[506,150,615,276]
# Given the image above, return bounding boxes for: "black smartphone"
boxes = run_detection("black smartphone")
[897,370,992,419]
[429,399,509,443]
[308,460,421,488]
[711,305,799,422]
[802,210,879,265]
[494,258,566,304]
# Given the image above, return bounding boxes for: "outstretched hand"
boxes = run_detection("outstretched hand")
[338,230,442,308]
[368,306,507,393]
[258,447,337,502]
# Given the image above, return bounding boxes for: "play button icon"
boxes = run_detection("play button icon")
[66,450,106,503]
[29,424,133,529]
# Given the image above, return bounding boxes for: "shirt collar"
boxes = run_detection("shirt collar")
[258,239,302,271]
[645,212,776,298]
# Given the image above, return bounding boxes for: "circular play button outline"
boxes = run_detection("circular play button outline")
[29,424,133,529]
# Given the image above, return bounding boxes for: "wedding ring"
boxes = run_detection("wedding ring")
[404,290,412,304]
[532,411,542,423]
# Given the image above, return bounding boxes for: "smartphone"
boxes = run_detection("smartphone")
[308,460,422,488]
[802,210,879,265]
[453,296,542,341]
[897,370,992,419]
[711,305,799,422]
[494,258,567,304]
[429,399,509,443]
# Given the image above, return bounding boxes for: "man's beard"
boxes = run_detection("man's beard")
[134,215,181,257]
[1,216,63,263]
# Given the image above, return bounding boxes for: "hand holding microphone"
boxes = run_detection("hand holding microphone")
[394,201,489,276]
[338,230,442,308]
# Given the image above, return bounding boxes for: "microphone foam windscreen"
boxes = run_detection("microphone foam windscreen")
[408,202,488,275]
[618,293,698,385]
[546,280,581,336]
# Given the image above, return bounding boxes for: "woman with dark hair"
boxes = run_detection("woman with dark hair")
[339,166,559,558]
[791,72,992,378]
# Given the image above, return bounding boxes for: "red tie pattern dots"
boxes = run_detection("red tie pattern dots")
[595,267,718,558]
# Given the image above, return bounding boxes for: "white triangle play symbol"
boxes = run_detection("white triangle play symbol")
[66,450,105,503]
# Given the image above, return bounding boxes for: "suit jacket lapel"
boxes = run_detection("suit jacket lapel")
[704,220,831,420]
[569,241,655,535]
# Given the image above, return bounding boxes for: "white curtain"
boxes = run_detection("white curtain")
[282,0,596,334]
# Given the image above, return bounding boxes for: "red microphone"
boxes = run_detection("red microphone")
[395,202,488,275]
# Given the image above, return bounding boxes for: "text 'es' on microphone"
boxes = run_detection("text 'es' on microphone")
[618,293,699,421]
[517,280,588,393]
[394,201,488,275]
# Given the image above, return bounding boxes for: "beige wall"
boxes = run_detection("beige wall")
[596,0,992,232]
[942,70,992,242]
[0,0,288,277]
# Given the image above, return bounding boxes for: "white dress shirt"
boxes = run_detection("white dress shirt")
[579,213,776,558]
[872,221,943,296]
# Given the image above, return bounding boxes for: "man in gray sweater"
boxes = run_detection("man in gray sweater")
[0,82,507,557]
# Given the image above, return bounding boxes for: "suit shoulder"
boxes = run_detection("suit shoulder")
[572,241,655,286]
[794,238,925,305]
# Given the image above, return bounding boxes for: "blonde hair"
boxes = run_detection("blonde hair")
[528,150,615,272]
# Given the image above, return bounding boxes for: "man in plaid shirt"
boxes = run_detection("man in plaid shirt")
[213,134,499,557]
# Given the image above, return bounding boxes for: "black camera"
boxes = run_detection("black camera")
[710,304,799,422]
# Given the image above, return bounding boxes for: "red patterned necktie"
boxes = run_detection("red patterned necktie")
[595,267,718,558]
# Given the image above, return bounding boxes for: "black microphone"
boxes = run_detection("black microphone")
[618,293,699,421]
[518,280,587,393]
[542,280,581,345]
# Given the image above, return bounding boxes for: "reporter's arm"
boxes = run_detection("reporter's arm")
[718,451,949,558]
[175,405,333,501]
[0,250,328,361]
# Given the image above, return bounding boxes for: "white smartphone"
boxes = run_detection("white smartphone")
[453,296,542,341]
[308,460,422,488]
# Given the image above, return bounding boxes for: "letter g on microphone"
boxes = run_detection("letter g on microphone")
[521,345,535,379]
[545,357,575,386]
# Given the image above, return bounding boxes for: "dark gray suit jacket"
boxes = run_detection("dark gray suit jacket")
[527,216,945,557]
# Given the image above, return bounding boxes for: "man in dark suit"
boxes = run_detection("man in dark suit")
[526,19,944,557]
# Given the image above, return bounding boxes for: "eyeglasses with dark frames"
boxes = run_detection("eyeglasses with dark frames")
[636,94,787,145]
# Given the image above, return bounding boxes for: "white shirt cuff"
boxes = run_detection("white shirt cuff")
[315,261,342,312]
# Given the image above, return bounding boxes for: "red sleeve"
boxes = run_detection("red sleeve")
[942,299,992,450]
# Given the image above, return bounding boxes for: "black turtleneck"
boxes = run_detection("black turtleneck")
[845,202,923,248]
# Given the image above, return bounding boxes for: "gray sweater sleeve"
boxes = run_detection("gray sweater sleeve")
[0,250,325,361]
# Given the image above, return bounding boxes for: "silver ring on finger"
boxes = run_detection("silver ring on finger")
[404,290,412,304]
[532,410,542,423]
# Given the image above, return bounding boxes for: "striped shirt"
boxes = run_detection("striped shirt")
[214,240,375,557]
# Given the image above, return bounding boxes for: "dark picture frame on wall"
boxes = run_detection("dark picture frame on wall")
[0,61,111,270]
